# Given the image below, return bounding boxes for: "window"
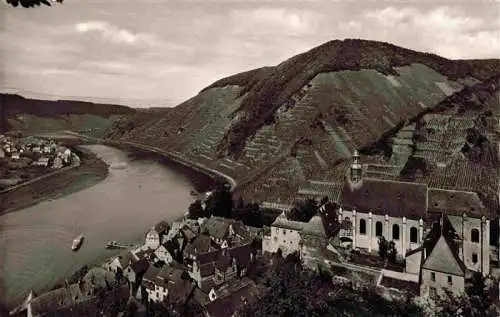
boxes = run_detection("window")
[359,219,366,235]
[429,287,437,299]
[392,224,400,240]
[447,276,452,285]
[410,227,418,243]
[471,229,480,243]
[375,221,383,237]
[472,253,478,264]
[431,272,436,282]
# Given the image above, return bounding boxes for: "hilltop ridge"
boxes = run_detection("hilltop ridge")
[0,93,136,134]
[102,38,499,206]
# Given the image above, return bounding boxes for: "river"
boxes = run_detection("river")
[0,144,211,308]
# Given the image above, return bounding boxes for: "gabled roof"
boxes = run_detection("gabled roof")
[422,235,466,276]
[167,279,195,305]
[184,234,217,258]
[142,265,162,282]
[340,178,428,219]
[422,217,466,276]
[204,279,259,317]
[117,251,137,268]
[130,259,150,276]
[29,284,88,316]
[428,188,488,217]
[228,243,252,268]
[271,212,306,231]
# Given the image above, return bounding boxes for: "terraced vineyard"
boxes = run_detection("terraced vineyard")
[104,39,499,206]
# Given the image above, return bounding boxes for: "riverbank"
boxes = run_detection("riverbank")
[0,146,109,215]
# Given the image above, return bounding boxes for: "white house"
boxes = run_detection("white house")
[262,212,305,257]
[11,152,20,160]
[33,157,49,167]
[52,157,64,169]
[154,245,174,264]
[145,221,170,249]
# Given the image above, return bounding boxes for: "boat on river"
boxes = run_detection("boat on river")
[71,234,84,251]
[105,240,133,249]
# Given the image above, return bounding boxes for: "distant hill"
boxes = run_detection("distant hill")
[103,38,499,205]
[0,93,136,134]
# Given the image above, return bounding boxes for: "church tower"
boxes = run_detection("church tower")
[350,150,363,183]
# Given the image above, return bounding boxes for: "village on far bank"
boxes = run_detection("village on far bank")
[0,134,78,190]
[9,152,500,317]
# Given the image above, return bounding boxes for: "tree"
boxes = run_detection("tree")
[205,180,233,218]
[287,199,318,222]
[387,240,397,264]
[187,200,208,219]
[378,236,388,258]
[5,0,63,8]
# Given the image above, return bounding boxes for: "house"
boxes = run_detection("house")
[106,251,137,274]
[11,152,20,160]
[142,265,193,306]
[145,221,170,249]
[262,212,306,257]
[32,157,49,167]
[24,285,88,317]
[201,216,252,246]
[32,146,41,153]
[134,247,156,262]
[142,265,168,303]
[185,235,254,289]
[154,245,175,265]
[124,258,150,297]
[0,149,4,158]
[201,278,259,317]
[404,214,469,299]
[52,157,63,169]
[334,150,491,276]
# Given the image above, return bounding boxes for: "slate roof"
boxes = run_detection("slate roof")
[200,263,216,278]
[135,248,155,261]
[117,251,137,268]
[130,259,150,276]
[204,279,259,317]
[302,214,328,237]
[271,212,306,231]
[157,266,184,282]
[167,279,195,305]
[181,226,198,242]
[340,178,428,219]
[301,203,340,238]
[184,234,217,257]
[29,284,88,316]
[197,250,221,266]
[215,254,232,271]
[228,244,253,269]
[422,215,466,276]
[428,188,488,217]
[202,216,248,240]
[142,265,162,282]
[297,180,344,203]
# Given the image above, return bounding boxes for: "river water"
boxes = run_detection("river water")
[0,144,210,307]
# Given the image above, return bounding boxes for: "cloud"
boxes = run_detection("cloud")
[74,21,157,45]
[230,8,321,36]
[364,6,500,59]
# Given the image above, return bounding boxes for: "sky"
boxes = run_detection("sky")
[0,0,499,107]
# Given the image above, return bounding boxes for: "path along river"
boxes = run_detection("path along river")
[0,144,210,308]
